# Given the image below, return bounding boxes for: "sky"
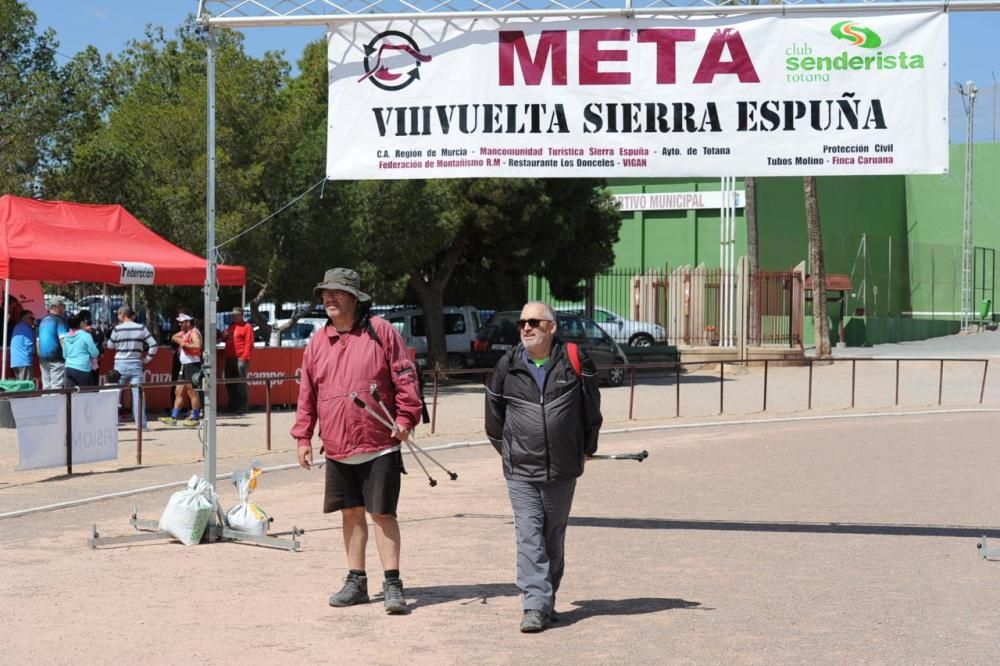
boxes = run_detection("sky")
[27,0,1000,142]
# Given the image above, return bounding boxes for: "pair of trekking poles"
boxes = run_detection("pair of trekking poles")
[351,386,458,487]
[351,385,649,488]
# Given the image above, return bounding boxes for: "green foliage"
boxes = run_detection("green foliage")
[349,177,621,368]
[18,17,620,367]
[0,0,62,195]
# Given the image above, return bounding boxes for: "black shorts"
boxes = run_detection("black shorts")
[324,450,404,516]
[181,362,202,383]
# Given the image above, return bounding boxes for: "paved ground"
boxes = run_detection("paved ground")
[828,328,1000,358]
[2,334,1000,663]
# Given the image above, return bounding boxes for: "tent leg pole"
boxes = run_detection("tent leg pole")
[2,277,9,381]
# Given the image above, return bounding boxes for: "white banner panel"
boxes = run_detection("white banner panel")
[11,391,119,471]
[614,191,745,211]
[327,12,947,179]
[70,390,119,466]
[12,395,67,471]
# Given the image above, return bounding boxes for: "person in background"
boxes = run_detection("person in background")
[221,306,254,414]
[62,314,100,388]
[107,306,158,430]
[160,312,202,427]
[37,297,68,389]
[5,294,23,343]
[76,309,103,383]
[10,310,36,383]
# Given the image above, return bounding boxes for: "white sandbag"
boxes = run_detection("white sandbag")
[226,461,270,536]
[158,475,218,546]
[226,501,269,536]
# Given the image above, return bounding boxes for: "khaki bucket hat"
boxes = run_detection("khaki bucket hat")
[313,268,371,302]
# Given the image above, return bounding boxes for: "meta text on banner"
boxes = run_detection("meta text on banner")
[326,12,948,179]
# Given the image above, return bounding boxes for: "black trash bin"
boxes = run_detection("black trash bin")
[0,379,38,428]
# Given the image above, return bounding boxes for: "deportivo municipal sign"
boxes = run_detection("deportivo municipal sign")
[326,12,947,179]
[115,261,155,285]
[613,191,746,212]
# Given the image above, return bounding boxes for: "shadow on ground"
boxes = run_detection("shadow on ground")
[554,597,704,627]
[570,516,1000,538]
[403,582,520,609]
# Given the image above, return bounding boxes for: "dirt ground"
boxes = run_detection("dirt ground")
[3,394,1000,663]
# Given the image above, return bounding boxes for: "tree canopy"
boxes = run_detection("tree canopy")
[7,4,622,365]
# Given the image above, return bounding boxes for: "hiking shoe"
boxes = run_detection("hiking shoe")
[158,416,177,426]
[180,418,200,428]
[519,609,549,633]
[329,574,369,607]
[383,578,407,614]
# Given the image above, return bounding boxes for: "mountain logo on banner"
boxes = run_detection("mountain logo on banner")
[358,30,432,92]
[830,21,883,49]
[116,261,155,285]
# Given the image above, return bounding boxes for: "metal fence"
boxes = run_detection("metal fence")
[2,356,992,475]
[750,270,803,347]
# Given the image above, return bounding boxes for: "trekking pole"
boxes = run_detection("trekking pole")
[589,450,649,462]
[369,385,458,481]
[350,393,437,487]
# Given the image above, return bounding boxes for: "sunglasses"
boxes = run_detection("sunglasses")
[516,318,553,329]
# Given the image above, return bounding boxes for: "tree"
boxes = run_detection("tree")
[804,176,831,359]
[43,24,339,334]
[351,178,621,370]
[745,175,759,343]
[0,0,62,195]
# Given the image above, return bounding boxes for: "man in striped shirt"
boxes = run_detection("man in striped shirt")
[107,306,158,430]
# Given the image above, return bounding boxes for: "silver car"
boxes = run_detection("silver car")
[561,307,666,347]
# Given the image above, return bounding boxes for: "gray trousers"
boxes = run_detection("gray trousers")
[40,360,65,390]
[506,478,577,615]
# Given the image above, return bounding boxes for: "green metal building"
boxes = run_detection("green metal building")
[605,143,1000,346]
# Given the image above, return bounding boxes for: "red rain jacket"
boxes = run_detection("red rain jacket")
[291,316,422,460]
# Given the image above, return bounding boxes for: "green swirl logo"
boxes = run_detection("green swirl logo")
[830,21,882,49]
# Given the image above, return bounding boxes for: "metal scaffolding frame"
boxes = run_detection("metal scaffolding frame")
[191,0,996,491]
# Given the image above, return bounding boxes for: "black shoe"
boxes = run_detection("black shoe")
[519,609,549,633]
[329,573,369,607]
[383,577,407,614]
[550,609,560,623]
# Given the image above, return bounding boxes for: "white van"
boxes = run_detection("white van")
[381,306,481,368]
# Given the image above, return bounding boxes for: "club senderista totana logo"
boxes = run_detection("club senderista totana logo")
[357,30,432,91]
[785,19,925,84]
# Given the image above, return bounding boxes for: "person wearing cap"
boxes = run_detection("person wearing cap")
[292,268,423,614]
[221,307,254,414]
[160,312,203,427]
[37,297,68,389]
[10,310,36,382]
[107,306,159,430]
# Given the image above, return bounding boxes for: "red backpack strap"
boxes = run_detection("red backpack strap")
[567,342,581,377]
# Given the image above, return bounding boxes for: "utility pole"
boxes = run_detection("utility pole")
[958,81,977,331]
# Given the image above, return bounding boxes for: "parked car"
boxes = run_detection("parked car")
[472,311,628,386]
[382,305,482,369]
[558,306,665,347]
[269,317,328,347]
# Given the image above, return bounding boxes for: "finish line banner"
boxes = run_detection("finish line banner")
[326,11,947,179]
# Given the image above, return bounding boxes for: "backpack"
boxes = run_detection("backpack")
[566,342,582,377]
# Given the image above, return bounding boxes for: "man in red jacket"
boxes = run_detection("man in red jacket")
[222,307,254,414]
[292,268,422,614]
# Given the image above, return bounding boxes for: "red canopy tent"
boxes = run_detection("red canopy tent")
[0,195,245,285]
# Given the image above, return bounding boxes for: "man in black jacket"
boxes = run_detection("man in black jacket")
[485,301,603,633]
